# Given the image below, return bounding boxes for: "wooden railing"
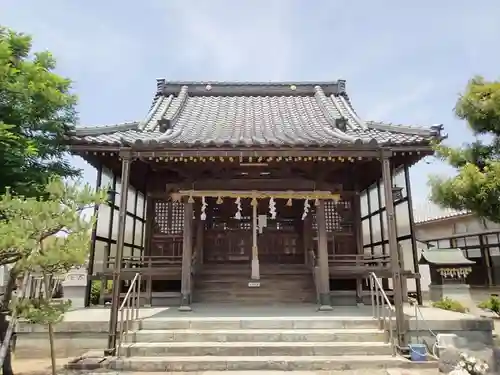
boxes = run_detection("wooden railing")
[328,254,391,269]
[105,255,182,271]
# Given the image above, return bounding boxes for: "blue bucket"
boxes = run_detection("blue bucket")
[409,343,427,361]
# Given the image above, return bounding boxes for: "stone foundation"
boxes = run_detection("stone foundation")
[429,284,474,307]
[407,312,496,372]
[14,321,109,358]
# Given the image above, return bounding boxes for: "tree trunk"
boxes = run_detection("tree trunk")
[0,315,13,375]
[43,274,57,375]
[0,268,19,375]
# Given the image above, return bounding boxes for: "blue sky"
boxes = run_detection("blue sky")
[3,0,500,217]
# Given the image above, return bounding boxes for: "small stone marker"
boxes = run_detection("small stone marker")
[62,268,87,309]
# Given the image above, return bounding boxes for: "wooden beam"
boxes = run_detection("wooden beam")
[173,190,341,201]
[148,178,346,194]
[404,164,423,305]
[106,152,132,354]
[144,196,154,306]
[353,189,364,304]
[382,155,406,347]
[303,216,313,266]
[69,143,433,157]
[316,200,333,310]
[195,216,204,265]
[179,202,194,311]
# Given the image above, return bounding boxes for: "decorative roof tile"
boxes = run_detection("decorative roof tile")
[70,80,442,148]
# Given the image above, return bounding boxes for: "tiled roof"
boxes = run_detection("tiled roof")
[413,202,471,224]
[70,80,443,148]
[419,248,475,265]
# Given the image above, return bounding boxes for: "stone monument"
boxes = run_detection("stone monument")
[61,267,88,309]
[419,248,475,307]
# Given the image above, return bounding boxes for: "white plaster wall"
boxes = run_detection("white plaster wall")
[404,214,500,293]
[385,215,482,293]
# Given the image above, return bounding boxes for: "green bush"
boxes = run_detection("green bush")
[90,280,113,305]
[478,295,500,315]
[432,297,469,313]
[90,280,101,305]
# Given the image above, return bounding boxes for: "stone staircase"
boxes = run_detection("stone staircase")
[109,315,435,372]
[194,264,316,304]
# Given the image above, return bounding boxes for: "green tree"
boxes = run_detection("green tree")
[0,178,107,375]
[0,26,80,197]
[429,77,500,223]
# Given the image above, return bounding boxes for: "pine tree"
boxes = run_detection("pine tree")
[429,77,500,223]
[0,178,106,375]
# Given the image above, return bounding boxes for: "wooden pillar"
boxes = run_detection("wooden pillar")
[85,164,103,307]
[144,196,154,307]
[381,155,406,347]
[316,200,333,310]
[353,191,364,305]
[251,199,260,280]
[106,152,132,355]
[404,164,423,304]
[179,201,194,311]
[303,216,313,265]
[196,217,204,265]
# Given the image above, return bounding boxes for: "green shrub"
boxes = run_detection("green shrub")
[90,280,101,305]
[478,295,500,315]
[90,280,113,305]
[432,297,469,313]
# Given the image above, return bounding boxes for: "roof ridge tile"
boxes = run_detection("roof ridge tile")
[68,79,441,148]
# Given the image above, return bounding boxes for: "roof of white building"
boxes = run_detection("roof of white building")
[413,202,471,224]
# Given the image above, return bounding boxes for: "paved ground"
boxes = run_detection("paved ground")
[62,303,474,321]
[11,364,439,375]
[13,357,72,375]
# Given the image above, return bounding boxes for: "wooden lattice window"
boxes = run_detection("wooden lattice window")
[312,199,353,233]
[153,200,184,235]
[205,198,253,230]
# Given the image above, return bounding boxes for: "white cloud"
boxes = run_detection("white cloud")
[151,0,296,80]
[365,80,435,122]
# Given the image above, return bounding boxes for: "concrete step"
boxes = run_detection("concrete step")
[108,355,437,372]
[139,317,380,330]
[125,341,392,357]
[132,328,385,343]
